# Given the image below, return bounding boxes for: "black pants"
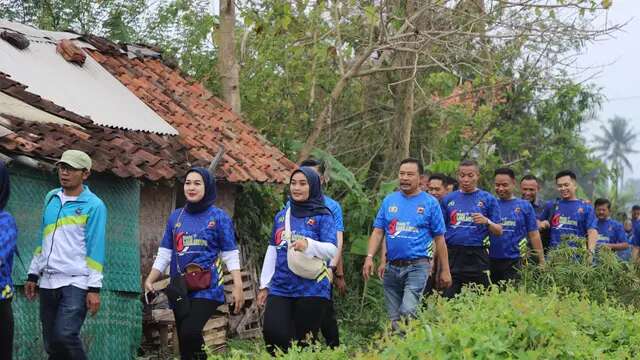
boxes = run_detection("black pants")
[320,291,339,348]
[0,299,13,360]
[490,258,521,284]
[263,295,329,355]
[443,246,490,299]
[174,298,220,360]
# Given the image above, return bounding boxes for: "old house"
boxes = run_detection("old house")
[0,20,294,359]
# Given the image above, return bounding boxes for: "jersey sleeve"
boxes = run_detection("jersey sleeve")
[584,205,597,230]
[269,212,283,246]
[318,214,337,246]
[614,223,627,244]
[215,211,238,251]
[160,212,176,250]
[0,214,17,269]
[539,201,552,221]
[524,202,539,233]
[373,197,388,230]
[332,203,345,232]
[428,198,446,236]
[486,195,501,224]
[441,196,450,227]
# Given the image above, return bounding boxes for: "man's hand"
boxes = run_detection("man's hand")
[257,288,268,307]
[538,220,550,230]
[437,269,452,290]
[472,213,489,225]
[334,275,347,296]
[362,256,374,281]
[376,262,386,280]
[24,281,38,300]
[86,293,100,316]
[231,283,245,314]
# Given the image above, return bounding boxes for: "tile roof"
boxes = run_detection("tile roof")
[0,30,295,183]
[0,71,188,181]
[88,49,295,183]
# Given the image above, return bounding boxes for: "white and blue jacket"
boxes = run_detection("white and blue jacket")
[27,186,107,292]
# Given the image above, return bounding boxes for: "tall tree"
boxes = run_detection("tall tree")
[215,0,241,113]
[593,116,638,192]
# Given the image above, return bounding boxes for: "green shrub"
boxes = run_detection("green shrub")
[519,237,640,308]
[209,287,640,359]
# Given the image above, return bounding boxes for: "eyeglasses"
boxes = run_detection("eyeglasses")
[57,163,84,173]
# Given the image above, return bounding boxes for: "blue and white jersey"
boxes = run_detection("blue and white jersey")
[373,191,444,261]
[441,190,501,247]
[489,198,538,260]
[539,199,597,247]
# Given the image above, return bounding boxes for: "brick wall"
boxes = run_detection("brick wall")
[139,182,176,279]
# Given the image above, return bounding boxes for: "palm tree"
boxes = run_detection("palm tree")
[593,116,638,193]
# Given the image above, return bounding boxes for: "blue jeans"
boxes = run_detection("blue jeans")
[40,286,88,360]
[383,261,431,323]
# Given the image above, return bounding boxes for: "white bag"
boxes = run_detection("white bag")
[284,208,327,280]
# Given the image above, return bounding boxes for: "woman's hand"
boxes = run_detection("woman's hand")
[231,283,245,314]
[291,238,308,252]
[144,279,155,294]
[257,288,269,308]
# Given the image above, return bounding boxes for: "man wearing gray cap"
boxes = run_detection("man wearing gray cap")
[24,150,107,360]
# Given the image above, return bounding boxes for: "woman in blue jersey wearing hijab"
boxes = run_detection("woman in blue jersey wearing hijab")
[0,161,18,359]
[258,167,337,355]
[144,167,244,360]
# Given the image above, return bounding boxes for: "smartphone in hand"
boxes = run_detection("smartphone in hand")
[144,291,157,305]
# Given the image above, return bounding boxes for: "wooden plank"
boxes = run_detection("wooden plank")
[203,316,228,331]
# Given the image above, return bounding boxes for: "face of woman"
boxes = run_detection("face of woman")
[184,172,206,203]
[290,172,310,202]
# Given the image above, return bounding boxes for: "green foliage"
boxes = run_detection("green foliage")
[520,237,640,309]
[232,183,283,266]
[209,285,640,359]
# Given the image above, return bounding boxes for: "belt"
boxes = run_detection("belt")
[388,257,430,267]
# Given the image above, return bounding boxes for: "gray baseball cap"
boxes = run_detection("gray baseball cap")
[56,150,92,170]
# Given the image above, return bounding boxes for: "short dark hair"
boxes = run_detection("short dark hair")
[300,158,325,174]
[520,174,539,184]
[446,176,459,191]
[632,205,640,212]
[555,170,577,181]
[594,198,611,209]
[459,159,479,169]
[400,158,424,175]
[428,173,447,183]
[494,167,515,180]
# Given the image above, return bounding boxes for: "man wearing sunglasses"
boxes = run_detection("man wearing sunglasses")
[24,150,107,360]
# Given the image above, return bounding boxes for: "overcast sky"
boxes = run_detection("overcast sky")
[579,0,640,179]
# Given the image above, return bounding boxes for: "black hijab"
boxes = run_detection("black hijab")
[0,161,9,211]
[184,167,216,214]
[289,167,331,218]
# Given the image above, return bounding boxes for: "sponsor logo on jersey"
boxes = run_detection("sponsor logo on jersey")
[417,206,424,214]
[307,218,316,226]
[389,206,398,213]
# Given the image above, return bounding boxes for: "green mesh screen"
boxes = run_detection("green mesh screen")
[12,290,141,360]
[7,165,142,360]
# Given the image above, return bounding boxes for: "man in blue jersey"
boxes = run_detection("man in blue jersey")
[440,159,502,298]
[593,198,628,259]
[299,159,344,348]
[362,158,451,330]
[490,168,544,284]
[539,170,597,253]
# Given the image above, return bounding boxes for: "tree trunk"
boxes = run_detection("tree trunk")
[381,0,418,178]
[216,0,241,113]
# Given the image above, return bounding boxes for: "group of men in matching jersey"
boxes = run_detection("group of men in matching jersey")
[362,158,640,331]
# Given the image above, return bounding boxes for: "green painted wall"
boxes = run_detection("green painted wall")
[7,165,142,360]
